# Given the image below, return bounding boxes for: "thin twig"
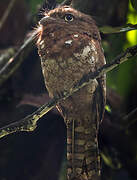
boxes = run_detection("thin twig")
[0,47,16,68]
[0,31,37,85]
[99,24,137,34]
[0,97,58,138]
[0,0,17,31]
[0,45,137,138]
[122,107,137,129]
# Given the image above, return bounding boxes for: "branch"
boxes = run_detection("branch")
[99,24,137,34]
[0,31,37,86]
[0,44,137,138]
[0,0,17,31]
[122,107,137,129]
[0,47,16,68]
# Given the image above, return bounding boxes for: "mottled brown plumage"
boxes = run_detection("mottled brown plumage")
[36,6,106,180]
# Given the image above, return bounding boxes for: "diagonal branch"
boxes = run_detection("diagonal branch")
[99,24,137,34]
[0,31,37,86]
[0,44,137,139]
[0,0,17,31]
[122,107,137,129]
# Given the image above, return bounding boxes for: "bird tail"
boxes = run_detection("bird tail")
[67,118,100,180]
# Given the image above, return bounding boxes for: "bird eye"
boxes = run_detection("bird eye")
[64,14,74,22]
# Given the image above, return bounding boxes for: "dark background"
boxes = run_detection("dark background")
[0,0,137,179]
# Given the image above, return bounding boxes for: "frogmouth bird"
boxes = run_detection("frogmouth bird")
[36,5,106,180]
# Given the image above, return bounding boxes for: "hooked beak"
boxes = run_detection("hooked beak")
[39,16,55,26]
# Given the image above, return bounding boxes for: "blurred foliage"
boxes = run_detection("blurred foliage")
[105,105,112,113]
[59,155,66,180]
[131,0,137,10]
[26,0,44,14]
[116,0,137,97]
[0,0,137,180]
[105,0,137,98]
[26,0,64,15]
[126,0,137,46]
[56,0,64,3]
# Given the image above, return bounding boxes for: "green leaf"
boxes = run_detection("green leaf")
[105,105,112,113]
[101,153,122,169]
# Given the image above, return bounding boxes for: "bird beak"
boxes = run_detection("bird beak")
[39,16,55,26]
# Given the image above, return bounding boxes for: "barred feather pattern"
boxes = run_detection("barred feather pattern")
[36,5,106,180]
[60,83,102,180]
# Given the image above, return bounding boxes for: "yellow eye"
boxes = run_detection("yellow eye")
[64,14,74,22]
